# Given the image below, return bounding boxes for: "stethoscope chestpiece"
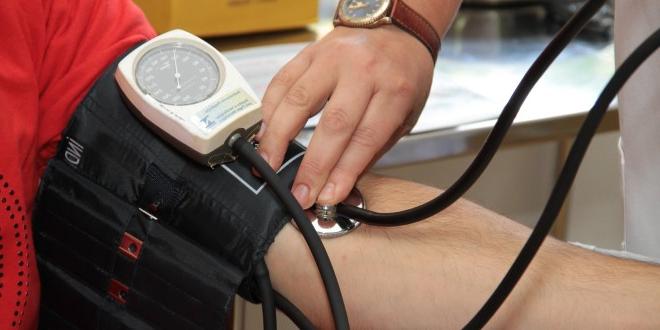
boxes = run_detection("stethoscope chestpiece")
[292,188,364,239]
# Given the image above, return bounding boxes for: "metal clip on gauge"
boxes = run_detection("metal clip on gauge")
[115,29,262,168]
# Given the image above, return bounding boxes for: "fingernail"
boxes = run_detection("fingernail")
[257,122,266,139]
[318,183,335,203]
[292,184,310,207]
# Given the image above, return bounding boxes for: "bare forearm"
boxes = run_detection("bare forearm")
[266,174,660,328]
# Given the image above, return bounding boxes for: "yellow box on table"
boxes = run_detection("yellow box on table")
[134,0,319,37]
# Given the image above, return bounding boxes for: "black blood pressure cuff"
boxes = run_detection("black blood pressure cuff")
[33,47,303,329]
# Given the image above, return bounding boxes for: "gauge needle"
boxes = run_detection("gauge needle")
[173,48,182,90]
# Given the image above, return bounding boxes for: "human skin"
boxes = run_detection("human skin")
[265,174,660,329]
[256,0,462,210]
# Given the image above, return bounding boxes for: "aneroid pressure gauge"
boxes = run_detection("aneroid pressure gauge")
[115,29,261,168]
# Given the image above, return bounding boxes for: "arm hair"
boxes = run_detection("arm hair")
[266,174,660,329]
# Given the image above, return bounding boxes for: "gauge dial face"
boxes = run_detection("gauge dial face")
[340,0,390,24]
[136,43,221,106]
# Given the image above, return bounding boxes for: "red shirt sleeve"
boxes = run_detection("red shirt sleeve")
[0,0,155,328]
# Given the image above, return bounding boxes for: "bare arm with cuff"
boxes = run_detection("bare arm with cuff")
[266,174,660,329]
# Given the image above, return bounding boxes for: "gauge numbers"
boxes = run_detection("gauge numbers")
[136,43,221,106]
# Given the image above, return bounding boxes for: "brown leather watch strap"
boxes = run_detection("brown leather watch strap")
[390,0,441,61]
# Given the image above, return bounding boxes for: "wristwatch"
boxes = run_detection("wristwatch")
[333,0,441,60]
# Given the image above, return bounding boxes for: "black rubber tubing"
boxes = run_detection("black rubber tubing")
[232,137,350,330]
[465,25,660,330]
[275,290,316,330]
[255,260,277,330]
[337,0,608,226]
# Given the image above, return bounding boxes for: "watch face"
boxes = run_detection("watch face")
[339,0,391,25]
[136,42,221,106]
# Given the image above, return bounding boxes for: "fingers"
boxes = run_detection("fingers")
[256,27,433,209]
[290,78,374,208]
[257,64,337,172]
[258,50,313,136]
[318,86,416,206]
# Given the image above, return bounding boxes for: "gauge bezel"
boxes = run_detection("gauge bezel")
[133,39,226,106]
[115,29,263,160]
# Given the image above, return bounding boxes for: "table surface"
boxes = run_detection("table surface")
[209,2,617,168]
